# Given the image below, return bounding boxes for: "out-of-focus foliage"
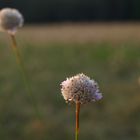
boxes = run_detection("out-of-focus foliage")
[0,0,140,22]
[0,27,140,140]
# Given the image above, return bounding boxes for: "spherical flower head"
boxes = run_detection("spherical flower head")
[61,73,102,104]
[0,8,24,35]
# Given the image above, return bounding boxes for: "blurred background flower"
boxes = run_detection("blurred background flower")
[0,8,23,34]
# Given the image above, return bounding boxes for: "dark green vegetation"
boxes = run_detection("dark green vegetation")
[0,40,140,140]
[1,0,140,22]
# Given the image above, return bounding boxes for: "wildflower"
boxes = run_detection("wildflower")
[61,73,103,140]
[0,8,23,34]
[0,8,41,120]
[61,73,102,104]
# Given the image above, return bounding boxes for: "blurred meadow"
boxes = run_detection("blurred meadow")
[0,23,140,140]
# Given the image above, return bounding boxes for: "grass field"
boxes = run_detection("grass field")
[0,23,140,140]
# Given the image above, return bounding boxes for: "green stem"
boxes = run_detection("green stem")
[9,34,42,121]
[75,102,80,140]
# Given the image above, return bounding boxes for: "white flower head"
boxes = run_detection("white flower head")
[61,73,102,104]
[0,8,24,34]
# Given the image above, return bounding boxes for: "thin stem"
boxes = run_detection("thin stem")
[75,102,80,140]
[9,34,42,121]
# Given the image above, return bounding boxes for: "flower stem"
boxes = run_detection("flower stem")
[75,102,80,140]
[9,34,42,121]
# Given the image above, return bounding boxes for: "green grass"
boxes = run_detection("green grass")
[0,40,140,140]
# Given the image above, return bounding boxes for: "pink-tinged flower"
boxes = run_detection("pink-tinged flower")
[0,8,23,34]
[61,73,102,104]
